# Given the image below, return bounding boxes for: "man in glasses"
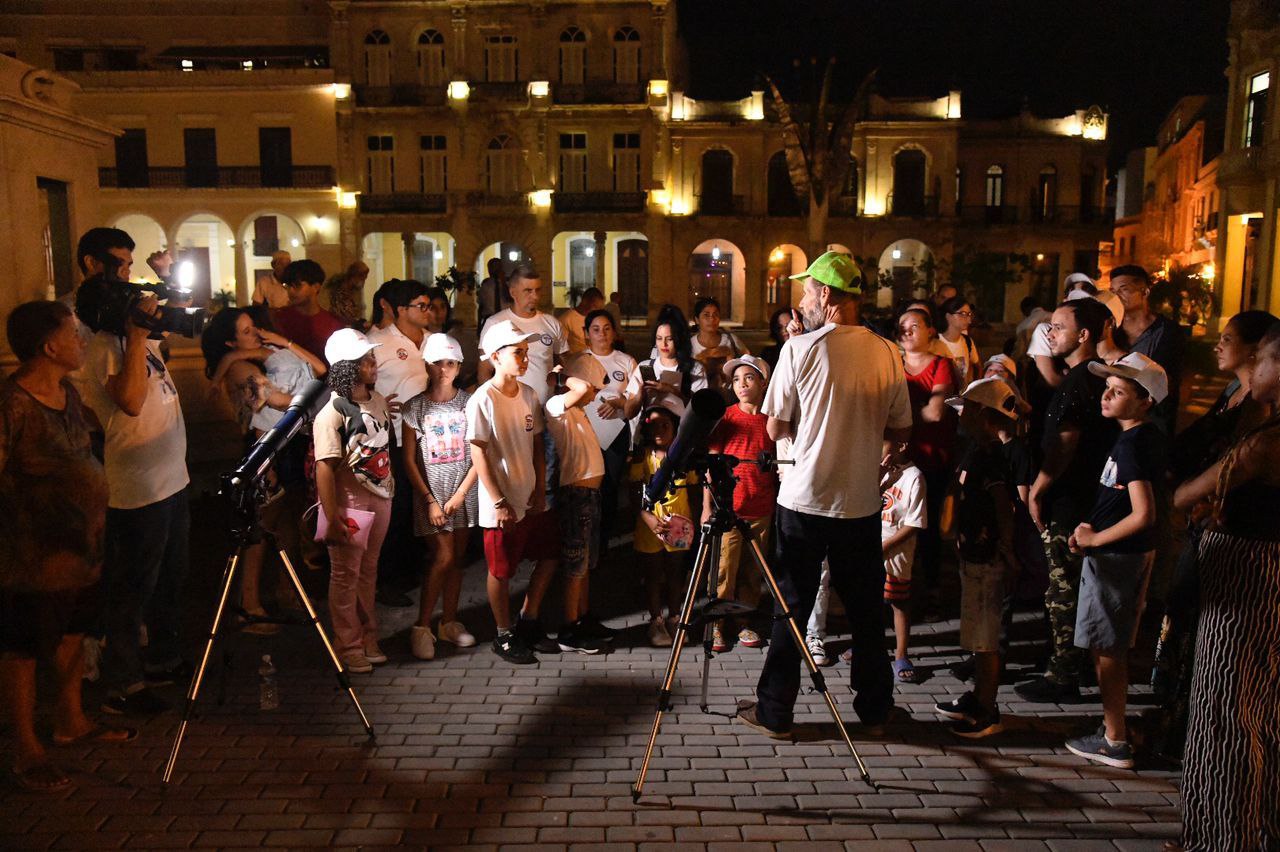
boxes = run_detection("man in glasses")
[1109,265,1183,436]
[272,259,345,363]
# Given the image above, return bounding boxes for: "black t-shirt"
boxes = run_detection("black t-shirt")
[1041,360,1119,524]
[955,439,1010,562]
[1088,422,1166,553]
[1000,436,1035,489]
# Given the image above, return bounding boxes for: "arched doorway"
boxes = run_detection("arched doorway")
[240,212,306,301]
[767,151,803,217]
[766,244,806,313]
[110,213,167,282]
[174,213,236,306]
[891,148,927,216]
[688,238,746,323]
[615,235,649,319]
[878,238,935,303]
[699,149,735,215]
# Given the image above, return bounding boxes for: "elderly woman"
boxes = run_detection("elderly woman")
[0,301,124,790]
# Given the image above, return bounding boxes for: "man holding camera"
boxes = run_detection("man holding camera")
[74,228,191,716]
[737,252,913,739]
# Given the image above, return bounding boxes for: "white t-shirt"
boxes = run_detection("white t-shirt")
[1015,308,1053,359]
[936,333,978,385]
[881,464,927,577]
[480,308,568,406]
[762,324,912,519]
[368,323,428,432]
[631,357,707,416]
[557,308,589,355]
[83,334,190,510]
[1026,321,1053,358]
[466,379,544,527]
[588,349,640,399]
[690,330,747,359]
[545,395,605,486]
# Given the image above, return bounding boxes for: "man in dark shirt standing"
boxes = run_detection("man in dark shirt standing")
[1109,265,1183,435]
[1019,297,1118,704]
[272,260,346,363]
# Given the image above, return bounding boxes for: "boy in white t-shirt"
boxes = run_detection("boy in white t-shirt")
[880,451,927,682]
[466,321,561,665]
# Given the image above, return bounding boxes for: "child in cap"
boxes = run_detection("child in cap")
[933,377,1022,738]
[702,354,777,652]
[313,328,395,674]
[401,333,480,660]
[1064,352,1168,769]
[466,320,561,665]
[544,374,611,654]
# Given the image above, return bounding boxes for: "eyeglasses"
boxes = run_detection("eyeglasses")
[950,310,974,318]
[405,302,432,312]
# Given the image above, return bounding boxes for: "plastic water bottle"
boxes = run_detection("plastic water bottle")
[258,654,279,712]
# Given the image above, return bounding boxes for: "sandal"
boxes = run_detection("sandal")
[13,763,70,791]
[893,658,917,683]
[52,725,138,746]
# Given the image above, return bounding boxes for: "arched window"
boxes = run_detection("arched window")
[559,26,586,85]
[416,29,445,86]
[1036,165,1057,221]
[891,148,926,216]
[612,26,641,84]
[700,148,734,215]
[362,29,391,86]
[985,165,1004,206]
[767,151,803,217]
[486,135,519,193]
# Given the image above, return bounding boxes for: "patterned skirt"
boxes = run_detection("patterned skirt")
[1180,529,1280,851]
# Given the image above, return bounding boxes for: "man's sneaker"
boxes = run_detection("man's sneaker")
[935,691,984,722]
[734,700,791,740]
[711,624,729,652]
[101,687,168,716]
[1014,675,1081,704]
[437,621,477,648]
[492,633,537,664]
[576,613,617,643]
[514,618,559,653]
[410,626,436,660]
[806,635,830,667]
[1065,733,1135,769]
[647,616,673,647]
[557,625,605,655]
[952,709,1004,739]
[144,660,192,687]
[949,655,976,682]
[340,653,373,674]
[738,628,765,648]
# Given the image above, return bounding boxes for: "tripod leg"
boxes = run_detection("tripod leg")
[164,551,240,784]
[743,530,875,789]
[276,548,376,742]
[699,529,723,713]
[632,535,715,802]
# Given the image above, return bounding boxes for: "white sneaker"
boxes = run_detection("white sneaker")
[410,626,436,660]
[437,620,476,648]
[363,642,388,664]
[648,616,673,647]
[806,635,830,667]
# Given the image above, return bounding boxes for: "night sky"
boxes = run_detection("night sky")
[678,0,1231,168]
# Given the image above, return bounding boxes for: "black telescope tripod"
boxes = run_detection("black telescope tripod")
[631,452,874,801]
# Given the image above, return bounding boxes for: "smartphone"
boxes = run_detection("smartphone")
[640,363,657,383]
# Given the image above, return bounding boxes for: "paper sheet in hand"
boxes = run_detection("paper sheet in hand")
[586,389,626,447]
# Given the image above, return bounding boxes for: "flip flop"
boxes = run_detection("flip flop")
[52,725,138,746]
[893,658,917,683]
[13,763,70,791]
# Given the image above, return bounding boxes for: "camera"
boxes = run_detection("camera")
[75,254,208,339]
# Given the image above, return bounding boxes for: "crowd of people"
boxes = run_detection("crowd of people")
[0,227,1276,851]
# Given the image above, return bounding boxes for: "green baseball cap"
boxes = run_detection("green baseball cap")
[789,251,862,294]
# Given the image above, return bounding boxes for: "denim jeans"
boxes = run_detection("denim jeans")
[101,489,190,693]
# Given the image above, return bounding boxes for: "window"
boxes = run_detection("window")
[363,30,391,86]
[612,132,640,191]
[767,150,802,216]
[419,135,447,192]
[52,49,84,71]
[569,238,596,292]
[984,165,1004,207]
[891,148,926,215]
[699,149,734,214]
[1037,165,1058,220]
[103,49,139,70]
[259,127,292,187]
[114,128,149,188]
[484,34,518,82]
[183,127,218,187]
[612,27,640,84]
[1245,71,1269,147]
[416,29,446,86]
[367,134,395,193]
[486,135,518,193]
[559,27,586,85]
[559,133,588,193]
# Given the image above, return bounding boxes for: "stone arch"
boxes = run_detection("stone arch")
[172,212,237,306]
[688,237,747,324]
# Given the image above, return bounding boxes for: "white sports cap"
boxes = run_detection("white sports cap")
[945,376,1022,420]
[324,328,380,365]
[722,353,770,382]
[480,320,540,357]
[1088,351,1169,404]
[422,333,464,363]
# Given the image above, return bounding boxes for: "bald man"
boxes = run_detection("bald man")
[252,250,292,309]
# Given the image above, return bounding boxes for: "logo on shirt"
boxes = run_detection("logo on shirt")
[525,414,534,432]
[612,370,626,382]
[396,348,409,361]
[540,333,554,347]
[1100,457,1122,489]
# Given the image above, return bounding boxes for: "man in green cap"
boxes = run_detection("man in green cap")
[736,250,914,739]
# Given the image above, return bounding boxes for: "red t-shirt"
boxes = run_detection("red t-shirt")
[271,306,347,363]
[904,354,959,472]
[707,404,778,519]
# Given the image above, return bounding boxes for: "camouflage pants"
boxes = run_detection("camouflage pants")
[1042,519,1086,684]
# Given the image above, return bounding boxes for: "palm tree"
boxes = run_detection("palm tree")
[766,60,876,260]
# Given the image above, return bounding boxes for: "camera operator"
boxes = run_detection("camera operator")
[736,252,913,739]
[74,228,191,717]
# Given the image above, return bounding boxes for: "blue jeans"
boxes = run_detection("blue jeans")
[101,490,190,693]
[756,507,891,729]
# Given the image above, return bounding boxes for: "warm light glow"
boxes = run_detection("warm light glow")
[529,189,553,208]
[433,249,444,260]
[180,59,193,71]
[648,79,669,97]
[649,188,670,209]
[891,248,902,260]
[448,80,470,101]
[1201,263,1216,281]
[769,248,784,263]
[241,60,254,71]
[331,83,351,100]
[226,238,236,247]
[669,198,690,216]
[745,91,765,121]
[339,191,359,209]
[507,250,520,262]
[290,238,300,248]
[177,262,195,289]
[671,92,686,121]
[947,89,962,119]
[529,80,550,98]
[584,245,595,258]
[1036,253,1046,262]
[1082,123,1106,141]
[862,197,885,217]
[711,246,721,260]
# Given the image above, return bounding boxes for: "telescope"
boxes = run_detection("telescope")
[643,389,727,509]
[225,378,328,498]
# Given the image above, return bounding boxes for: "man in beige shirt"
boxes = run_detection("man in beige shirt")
[252,251,292,309]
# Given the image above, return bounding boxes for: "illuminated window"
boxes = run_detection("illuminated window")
[1245,71,1269,147]
[985,165,1004,207]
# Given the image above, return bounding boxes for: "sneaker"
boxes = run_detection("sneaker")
[437,621,476,648]
[1065,733,1135,769]
[101,687,168,716]
[576,613,617,643]
[144,660,193,687]
[1014,675,1081,704]
[738,627,764,648]
[734,700,791,740]
[492,633,537,665]
[647,616,673,648]
[806,635,831,667]
[557,625,605,655]
[411,626,436,660]
[711,624,729,652]
[952,709,1004,739]
[935,691,984,722]
[514,618,559,653]
[341,653,373,673]
[949,655,976,682]
[363,642,388,664]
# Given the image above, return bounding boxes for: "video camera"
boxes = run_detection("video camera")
[75,251,208,339]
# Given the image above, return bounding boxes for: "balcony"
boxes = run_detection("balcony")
[99,165,335,189]
[1029,205,1115,226]
[696,194,747,216]
[887,194,940,218]
[958,205,1020,225]
[358,193,447,214]
[464,191,530,214]
[470,81,529,103]
[1218,147,1266,186]
[552,82,647,105]
[354,84,447,108]
[553,191,647,213]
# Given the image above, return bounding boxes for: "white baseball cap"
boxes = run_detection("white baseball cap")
[722,353,770,382]
[324,328,380,365]
[1094,290,1126,327]
[1063,272,1095,291]
[984,353,1018,378]
[480,320,540,357]
[422,333,464,363]
[1088,351,1169,404]
[945,376,1022,420]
